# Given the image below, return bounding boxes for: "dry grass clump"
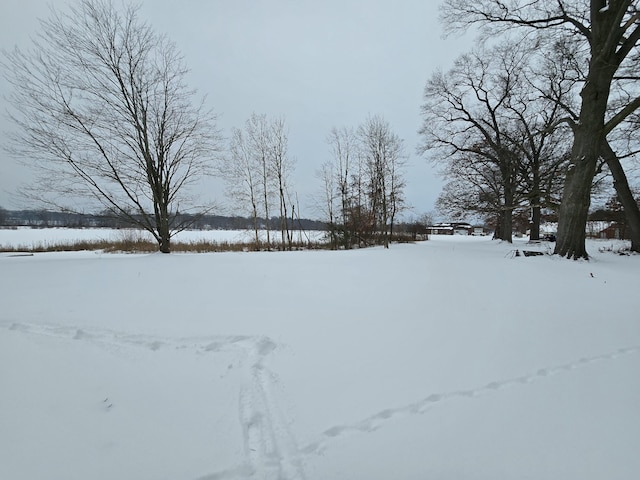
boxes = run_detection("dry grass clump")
[167,239,329,253]
[0,228,421,253]
[0,238,157,253]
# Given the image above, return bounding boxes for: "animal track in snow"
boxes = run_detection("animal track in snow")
[300,345,640,456]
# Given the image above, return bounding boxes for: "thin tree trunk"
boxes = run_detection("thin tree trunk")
[261,158,271,249]
[251,199,260,247]
[278,182,289,250]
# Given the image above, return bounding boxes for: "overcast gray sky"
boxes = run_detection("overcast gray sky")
[0,0,473,218]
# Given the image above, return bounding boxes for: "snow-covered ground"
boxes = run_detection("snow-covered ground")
[1,232,639,480]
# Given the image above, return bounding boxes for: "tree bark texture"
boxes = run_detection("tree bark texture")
[555,8,620,259]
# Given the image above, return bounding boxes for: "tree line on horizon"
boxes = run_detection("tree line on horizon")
[0,208,328,232]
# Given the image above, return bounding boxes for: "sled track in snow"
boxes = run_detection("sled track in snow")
[0,321,307,480]
[235,338,307,480]
[0,320,257,354]
[3,321,639,479]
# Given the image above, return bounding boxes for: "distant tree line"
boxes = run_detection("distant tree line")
[0,209,327,231]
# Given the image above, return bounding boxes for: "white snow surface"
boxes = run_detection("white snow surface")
[1,232,639,480]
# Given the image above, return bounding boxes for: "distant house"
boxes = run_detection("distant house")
[427,222,475,236]
[426,224,453,235]
[543,221,631,240]
[598,222,630,240]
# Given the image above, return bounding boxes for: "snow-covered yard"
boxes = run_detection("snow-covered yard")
[1,232,638,479]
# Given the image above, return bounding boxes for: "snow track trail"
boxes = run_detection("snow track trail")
[0,321,306,480]
[0,321,254,355]
[235,337,307,480]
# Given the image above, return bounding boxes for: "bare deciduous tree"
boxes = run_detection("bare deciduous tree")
[267,117,294,249]
[2,0,221,253]
[326,126,357,248]
[223,113,296,249]
[224,127,261,245]
[247,114,274,247]
[421,40,574,240]
[315,161,339,249]
[535,27,640,251]
[322,116,406,249]
[358,115,407,248]
[420,43,529,242]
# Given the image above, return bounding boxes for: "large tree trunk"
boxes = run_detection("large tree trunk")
[500,207,513,242]
[495,178,514,242]
[530,204,541,241]
[153,185,171,253]
[554,140,598,259]
[529,162,541,241]
[493,210,504,240]
[554,4,624,259]
[158,233,171,253]
[555,63,614,259]
[157,209,171,254]
[602,141,640,252]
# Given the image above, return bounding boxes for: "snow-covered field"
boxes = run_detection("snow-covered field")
[1,231,639,480]
[0,227,324,250]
